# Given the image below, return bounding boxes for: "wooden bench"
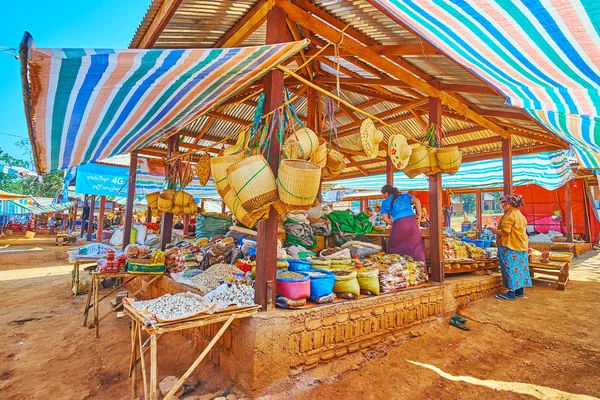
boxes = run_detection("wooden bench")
[529,260,569,290]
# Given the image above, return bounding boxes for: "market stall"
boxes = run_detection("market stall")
[20,0,599,394]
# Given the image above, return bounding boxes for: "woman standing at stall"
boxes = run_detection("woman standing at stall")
[491,194,532,301]
[380,185,426,264]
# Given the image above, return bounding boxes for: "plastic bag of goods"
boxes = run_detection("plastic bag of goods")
[276,271,310,300]
[333,270,360,298]
[356,267,380,295]
[305,269,335,300]
[276,296,307,309]
[287,259,312,272]
[195,214,232,239]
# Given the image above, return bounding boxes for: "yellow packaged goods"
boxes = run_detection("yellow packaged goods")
[227,155,278,211]
[333,270,360,298]
[356,268,380,295]
[277,159,321,210]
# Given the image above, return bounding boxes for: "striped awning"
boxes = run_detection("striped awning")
[9,200,74,215]
[20,32,308,173]
[0,163,38,177]
[374,1,600,167]
[332,151,573,192]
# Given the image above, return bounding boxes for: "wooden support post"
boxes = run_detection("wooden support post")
[80,195,88,238]
[307,87,322,201]
[386,157,394,186]
[200,199,205,213]
[255,5,286,311]
[221,201,226,214]
[160,136,179,250]
[565,181,573,242]
[475,189,483,234]
[583,180,593,242]
[86,195,96,241]
[183,215,190,236]
[123,152,138,249]
[428,95,443,283]
[146,207,152,223]
[502,137,513,195]
[97,196,106,243]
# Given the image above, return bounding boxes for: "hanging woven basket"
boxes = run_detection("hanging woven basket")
[282,127,319,160]
[146,192,160,209]
[157,192,174,212]
[222,184,269,228]
[195,153,211,186]
[211,153,246,193]
[277,159,322,211]
[403,145,432,179]
[173,190,194,207]
[428,148,441,175]
[436,146,462,175]
[227,155,278,211]
[309,139,327,168]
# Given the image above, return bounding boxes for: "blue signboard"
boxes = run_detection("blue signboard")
[75,163,129,197]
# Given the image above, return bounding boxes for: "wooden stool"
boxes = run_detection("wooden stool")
[529,260,569,290]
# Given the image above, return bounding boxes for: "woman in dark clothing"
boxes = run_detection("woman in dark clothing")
[380,185,426,265]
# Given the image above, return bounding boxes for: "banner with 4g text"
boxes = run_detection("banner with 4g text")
[74,163,129,197]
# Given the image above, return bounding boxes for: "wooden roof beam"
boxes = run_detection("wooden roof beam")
[315,76,411,88]
[306,44,442,57]
[134,0,184,49]
[215,0,275,48]
[437,83,496,96]
[278,0,509,139]
[286,19,313,79]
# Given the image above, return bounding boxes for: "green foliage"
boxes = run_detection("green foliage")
[0,145,64,198]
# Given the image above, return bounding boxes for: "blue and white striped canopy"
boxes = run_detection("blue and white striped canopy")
[332,151,573,191]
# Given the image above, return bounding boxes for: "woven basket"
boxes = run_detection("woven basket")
[283,127,319,160]
[157,192,174,212]
[309,139,327,168]
[172,205,183,215]
[403,145,432,178]
[428,147,441,175]
[227,155,278,210]
[277,160,321,210]
[146,192,160,209]
[225,186,269,228]
[173,190,194,207]
[211,153,246,193]
[436,146,462,175]
[195,153,211,186]
[326,149,345,170]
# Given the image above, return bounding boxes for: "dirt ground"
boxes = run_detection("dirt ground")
[0,234,598,399]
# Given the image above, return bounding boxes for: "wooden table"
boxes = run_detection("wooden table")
[124,303,260,400]
[70,258,99,296]
[529,260,569,290]
[83,272,161,338]
[56,234,78,246]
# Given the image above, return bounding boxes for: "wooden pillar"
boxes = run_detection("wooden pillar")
[428,95,443,283]
[565,181,573,242]
[255,5,286,311]
[146,207,152,223]
[160,137,179,250]
[307,87,322,201]
[221,201,226,214]
[502,137,513,195]
[183,215,190,236]
[96,196,106,243]
[583,180,592,242]
[123,152,138,249]
[475,189,483,234]
[386,157,394,186]
[200,199,205,213]
[80,195,88,238]
[86,195,96,241]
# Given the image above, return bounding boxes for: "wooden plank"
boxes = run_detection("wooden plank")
[306,43,441,57]
[215,0,275,48]
[565,181,574,242]
[438,83,496,96]
[136,0,184,49]
[160,136,178,250]
[502,137,513,195]
[278,0,509,139]
[455,136,501,149]
[429,94,443,283]
[123,152,138,249]
[255,5,286,312]
[386,157,394,186]
[97,196,106,243]
[315,77,411,87]
[475,189,483,234]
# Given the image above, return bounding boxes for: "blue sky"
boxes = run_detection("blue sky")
[0,0,150,162]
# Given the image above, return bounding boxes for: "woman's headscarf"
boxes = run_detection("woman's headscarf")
[500,194,524,208]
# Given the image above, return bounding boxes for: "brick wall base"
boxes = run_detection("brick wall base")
[125,273,502,395]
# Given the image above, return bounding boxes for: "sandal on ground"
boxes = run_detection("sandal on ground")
[450,319,470,331]
[495,292,516,301]
[451,314,467,323]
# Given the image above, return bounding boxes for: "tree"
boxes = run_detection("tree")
[0,143,64,198]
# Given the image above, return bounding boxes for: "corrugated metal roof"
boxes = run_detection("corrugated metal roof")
[129,0,568,179]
